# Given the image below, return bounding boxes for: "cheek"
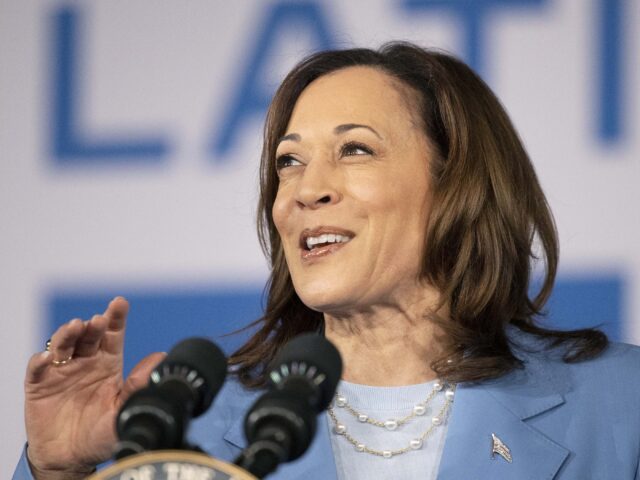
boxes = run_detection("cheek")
[360,173,431,248]
[272,190,289,234]
[272,188,300,260]
[350,174,416,217]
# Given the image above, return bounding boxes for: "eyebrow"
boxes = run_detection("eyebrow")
[334,123,382,139]
[277,133,301,144]
[276,123,382,145]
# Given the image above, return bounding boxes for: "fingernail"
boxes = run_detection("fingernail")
[41,351,51,359]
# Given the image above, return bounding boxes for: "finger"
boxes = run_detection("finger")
[49,319,85,363]
[101,296,129,355]
[105,296,129,332]
[121,352,166,400]
[25,351,54,384]
[74,314,109,357]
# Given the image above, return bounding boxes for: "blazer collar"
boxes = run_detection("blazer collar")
[437,349,570,479]
[223,397,338,480]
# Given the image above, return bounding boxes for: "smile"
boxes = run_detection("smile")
[305,233,351,250]
[299,227,355,260]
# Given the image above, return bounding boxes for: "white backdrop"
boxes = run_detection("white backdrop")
[1,0,638,476]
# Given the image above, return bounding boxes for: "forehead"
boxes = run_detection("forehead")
[286,66,419,134]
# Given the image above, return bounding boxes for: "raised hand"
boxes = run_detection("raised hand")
[23,297,165,480]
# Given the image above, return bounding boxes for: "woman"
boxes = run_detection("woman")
[14,43,640,480]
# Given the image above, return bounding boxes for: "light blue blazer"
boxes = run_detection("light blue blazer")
[13,336,640,479]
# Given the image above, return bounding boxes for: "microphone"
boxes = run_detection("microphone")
[236,333,342,478]
[114,337,227,459]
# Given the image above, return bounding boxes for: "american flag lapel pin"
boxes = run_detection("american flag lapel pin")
[491,433,512,463]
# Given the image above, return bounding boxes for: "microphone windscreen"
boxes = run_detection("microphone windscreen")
[270,333,342,410]
[160,337,228,413]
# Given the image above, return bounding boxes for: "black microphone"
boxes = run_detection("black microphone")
[114,337,227,459]
[235,333,342,478]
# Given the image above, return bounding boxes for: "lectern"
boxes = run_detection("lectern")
[88,450,257,480]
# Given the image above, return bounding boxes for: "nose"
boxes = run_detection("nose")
[294,159,342,209]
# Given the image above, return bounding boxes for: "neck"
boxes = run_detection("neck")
[323,289,448,386]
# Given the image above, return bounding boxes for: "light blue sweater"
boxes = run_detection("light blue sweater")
[327,380,451,480]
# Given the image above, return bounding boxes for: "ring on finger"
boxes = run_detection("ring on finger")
[52,355,73,366]
[45,339,51,352]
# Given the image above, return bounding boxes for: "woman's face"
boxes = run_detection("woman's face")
[272,66,435,314]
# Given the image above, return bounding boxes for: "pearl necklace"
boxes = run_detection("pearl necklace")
[327,382,455,459]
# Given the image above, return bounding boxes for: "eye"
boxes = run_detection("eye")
[275,154,303,171]
[340,141,373,157]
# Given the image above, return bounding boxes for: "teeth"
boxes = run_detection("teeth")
[305,234,351,250]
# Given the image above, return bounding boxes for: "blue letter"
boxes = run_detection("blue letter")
[597,0,624,143]
[52,7,169,166]
[402,0,547,77]
[211,2,334,160]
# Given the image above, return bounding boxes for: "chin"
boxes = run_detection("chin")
[294,283,352,314]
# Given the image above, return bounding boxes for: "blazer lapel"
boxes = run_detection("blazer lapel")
[437,356,570,479]
[223,406,338,480]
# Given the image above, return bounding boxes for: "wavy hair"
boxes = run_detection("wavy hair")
[229,42,607,386]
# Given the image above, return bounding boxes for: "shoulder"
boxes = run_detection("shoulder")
[552,341,640,398]
[561,340,640,380]
[512,329,640,385]
[508,331,640,414]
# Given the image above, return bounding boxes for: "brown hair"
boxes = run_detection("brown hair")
[229,42,607,386]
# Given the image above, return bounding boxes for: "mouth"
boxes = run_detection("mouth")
[299,227,355,259]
